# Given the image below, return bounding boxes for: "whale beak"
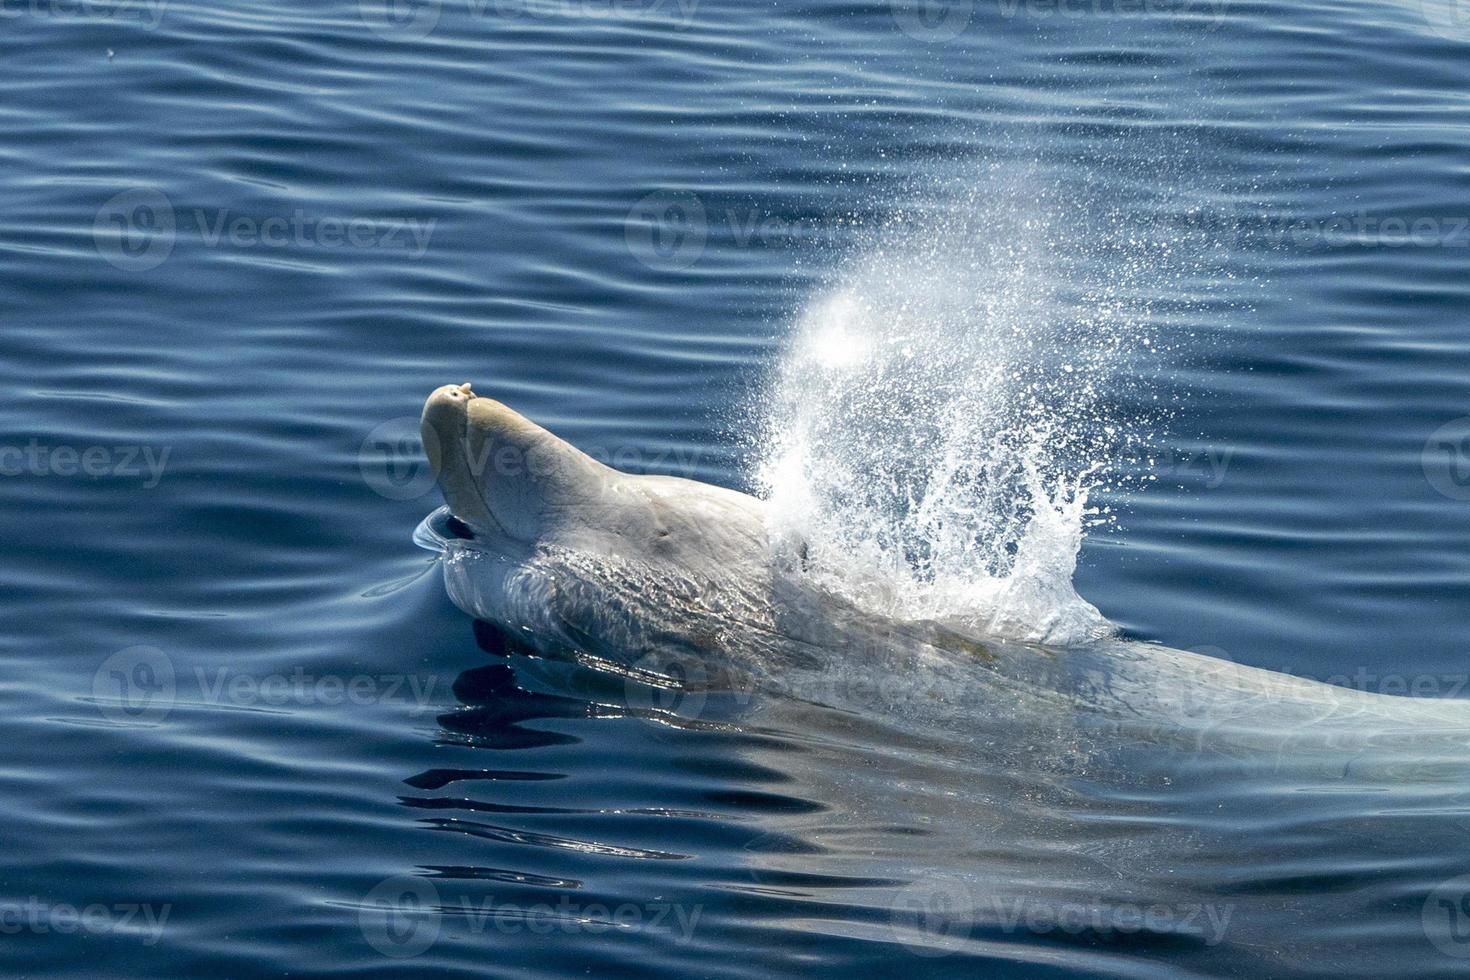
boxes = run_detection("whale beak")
[421,381,477,455]
[424,382,615,546]
[423,381,580,543]
[422,382,497,531]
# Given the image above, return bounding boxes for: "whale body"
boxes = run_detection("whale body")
[417,383,1470,974]
[419,382,1469,737]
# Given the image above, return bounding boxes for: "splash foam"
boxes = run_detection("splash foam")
[757,177,1176,645]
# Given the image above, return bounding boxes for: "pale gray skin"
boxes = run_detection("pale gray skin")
[422,382,768,577]
[421,382,778,656]
[419,384,1470,969]
[419,382,1470,740]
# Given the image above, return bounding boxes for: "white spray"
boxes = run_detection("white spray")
[758,176,1178,645]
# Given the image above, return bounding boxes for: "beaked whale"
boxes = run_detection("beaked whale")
[416,382,1470,973]
[418,381,1470,748]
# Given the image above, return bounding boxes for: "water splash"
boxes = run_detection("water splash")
[758,176,1178,645]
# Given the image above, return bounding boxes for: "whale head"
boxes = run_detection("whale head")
[422,380,770,561]
[421,382,612,547]
[420,382,775,649]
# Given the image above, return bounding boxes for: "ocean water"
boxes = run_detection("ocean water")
[3,0,1470,976]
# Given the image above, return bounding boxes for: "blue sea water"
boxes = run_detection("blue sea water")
[3,0,1470,975]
